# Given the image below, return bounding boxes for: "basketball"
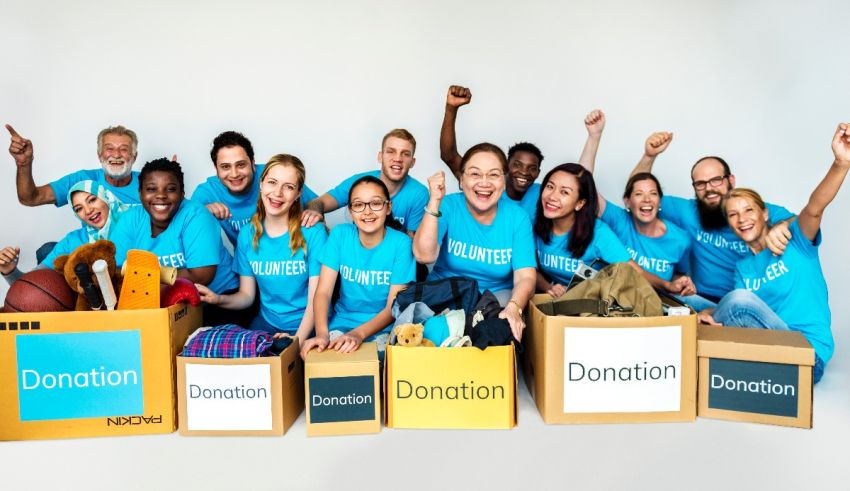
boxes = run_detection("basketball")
[2,269,76,313]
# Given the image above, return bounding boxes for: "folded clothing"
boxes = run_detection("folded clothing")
[182,324,274,358]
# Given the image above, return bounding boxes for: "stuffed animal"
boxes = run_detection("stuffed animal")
[53,240,120,311]
[394,323,435,347]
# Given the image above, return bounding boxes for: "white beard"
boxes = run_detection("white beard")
[101,159,134,180]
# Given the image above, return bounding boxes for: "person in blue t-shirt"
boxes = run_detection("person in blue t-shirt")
[1,180,130,284]
[415,143,536,341]
[302,129,427,236]
[301,176,416,359]
[630,131,794,311]
[439,86,608,221]
[6,124,142,207]
[109,158,239,323]
[191,131,318,246]
[699,122,850,383]
[195,155,326,344]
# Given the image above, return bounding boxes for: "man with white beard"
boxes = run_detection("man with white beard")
[6,124,141,207]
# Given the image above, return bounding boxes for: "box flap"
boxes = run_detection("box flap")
[697,324,814,366]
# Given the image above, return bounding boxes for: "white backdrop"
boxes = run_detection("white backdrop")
[2,1,849,488]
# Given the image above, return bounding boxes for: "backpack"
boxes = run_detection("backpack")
[392,276,481,318]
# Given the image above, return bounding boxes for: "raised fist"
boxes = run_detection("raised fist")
[446,85,472,108]
[427,171,446,202]
[644,131,673,158]
[832,123,850,166]
[584,110,606,137]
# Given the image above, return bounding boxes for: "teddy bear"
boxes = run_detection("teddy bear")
[393,323,435,347]
[53,239,120,311]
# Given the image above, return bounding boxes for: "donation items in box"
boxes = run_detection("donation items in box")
[525,294,697,424]
[0,304,201,440]
[304,342,381,436]
[697,324,814,429]
[385,344,516,429]
[176,328,304,436]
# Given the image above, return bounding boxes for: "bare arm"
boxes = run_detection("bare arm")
[630,131,673,178]
[499,267,536,341]
[332,283,407,353]
[301,193,340,227]
[7,124,56,206]
[195,275,257,309]
[293,276,319,345]
[578,109,605,174]
[301,266,336,359]
[797,123,850,241]
[178,265,216,286]
[413,172,445,264]
[440,85,471,180]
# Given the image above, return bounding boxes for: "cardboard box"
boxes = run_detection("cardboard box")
[176,338,304,436]
[385,345,516,429]
[697,324,814,428]
[0,304,201,440]
[525,294,697,424]
[304,342,381,436]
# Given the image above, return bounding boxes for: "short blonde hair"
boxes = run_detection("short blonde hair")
[97,125,138,156]
[381,128,416,154]
[722,187,766,216]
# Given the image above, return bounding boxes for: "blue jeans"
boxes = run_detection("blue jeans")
[714,289,826,384]
[674,293,718,313]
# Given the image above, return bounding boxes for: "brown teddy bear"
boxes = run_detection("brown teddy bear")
[393,323,435,347]
[53,240,120,311]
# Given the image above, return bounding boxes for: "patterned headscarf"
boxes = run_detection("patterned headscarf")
[67,180,130,242]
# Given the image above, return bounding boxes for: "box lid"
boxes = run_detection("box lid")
[306,341,378,365]
[697,324,814,366]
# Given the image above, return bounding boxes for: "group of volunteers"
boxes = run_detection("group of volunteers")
[2,85,848,383]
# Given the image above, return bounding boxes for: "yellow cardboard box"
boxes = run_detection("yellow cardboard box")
[0,304,201,440]
[304,342,381,436]
[525,294,697,424]
[176,338,304,436]
[697,324,814,428]
[385,345,516,429]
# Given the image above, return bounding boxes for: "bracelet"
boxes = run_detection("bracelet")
[508,299,523,316]
[423,206,442,218]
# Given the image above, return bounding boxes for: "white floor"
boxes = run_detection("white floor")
[3,354,849,491]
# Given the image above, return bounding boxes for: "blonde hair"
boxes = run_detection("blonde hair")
[250,154,307,256]
[97,125,138,156]
[381,128,416,154]
[722,187,767,216]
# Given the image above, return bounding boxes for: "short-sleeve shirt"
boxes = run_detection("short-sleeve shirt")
[427,193,536,292]
[191,163,319,246]
[234,223,327,333]
[327,170,428,232]
[50,169,141,207]
[535,219,632,286]
[319,224,415,333]
[660,195,793,299]
[110,199,239,294]
[600,200,691,281]
[501,183,540,221]
[39,228,89,268]
[734,220,832,363]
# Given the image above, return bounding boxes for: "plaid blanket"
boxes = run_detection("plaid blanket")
[182,324,273,358]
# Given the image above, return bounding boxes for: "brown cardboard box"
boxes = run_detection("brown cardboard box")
[525,294,697,424]
[697,324,814,428]
[385,344,516,429]
[176,338,304,436]
[304,342,381,436]
[0,304,201,440]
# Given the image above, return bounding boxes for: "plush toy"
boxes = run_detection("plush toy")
[393,323,435,347]
[53,240,120,311]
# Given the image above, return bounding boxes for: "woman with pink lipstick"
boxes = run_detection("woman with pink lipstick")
[698,123,850,383]
[414,143,536,341]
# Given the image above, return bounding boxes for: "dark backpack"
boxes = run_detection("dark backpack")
[393,276,481,318]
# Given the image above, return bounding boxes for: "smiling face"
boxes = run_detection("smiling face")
[625,178,661,225]
[141,170,183,232]
[349,181,391,235]
[215,145,255,195]
[725,195,769,244]
[692,158,734,209]
[507,150,541,195]
[378,136,416,184]
[71,191,110,229]
[260,164,301,219]
[99,133,136,180]
[540,170,585,221]
[460,151,506,215]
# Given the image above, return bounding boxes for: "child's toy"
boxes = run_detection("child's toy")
[53,240,120,311]
[117,250,163,310]
[160,278,201,308]
[2,269,75,313]
[393,323,435,347]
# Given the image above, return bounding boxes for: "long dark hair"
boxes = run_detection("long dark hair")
[348,175,403,231]
[533,163,598,258]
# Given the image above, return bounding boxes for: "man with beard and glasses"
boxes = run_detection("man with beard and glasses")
[630,132,793,311]
[7,124,142,207]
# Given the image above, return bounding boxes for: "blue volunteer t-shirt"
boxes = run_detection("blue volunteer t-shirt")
[39,228,89,268]
[536,219,632,286]
[428,193,536,292]
[735,220,832,363]
[319,223,415,334]
[327,170,428,232]
[191,163,319,246]
[110,199,239,294]
[500,182,540,221]
[600,200,690,281]
[660,195,793,299]
[50,169,141,207]
[234,223,327,334]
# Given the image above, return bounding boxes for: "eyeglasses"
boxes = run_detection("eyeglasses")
[464,170,505,182]
[692,175,728,191]
[349,199,389,213]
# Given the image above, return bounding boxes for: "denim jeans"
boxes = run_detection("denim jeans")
[674,293,718,313]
